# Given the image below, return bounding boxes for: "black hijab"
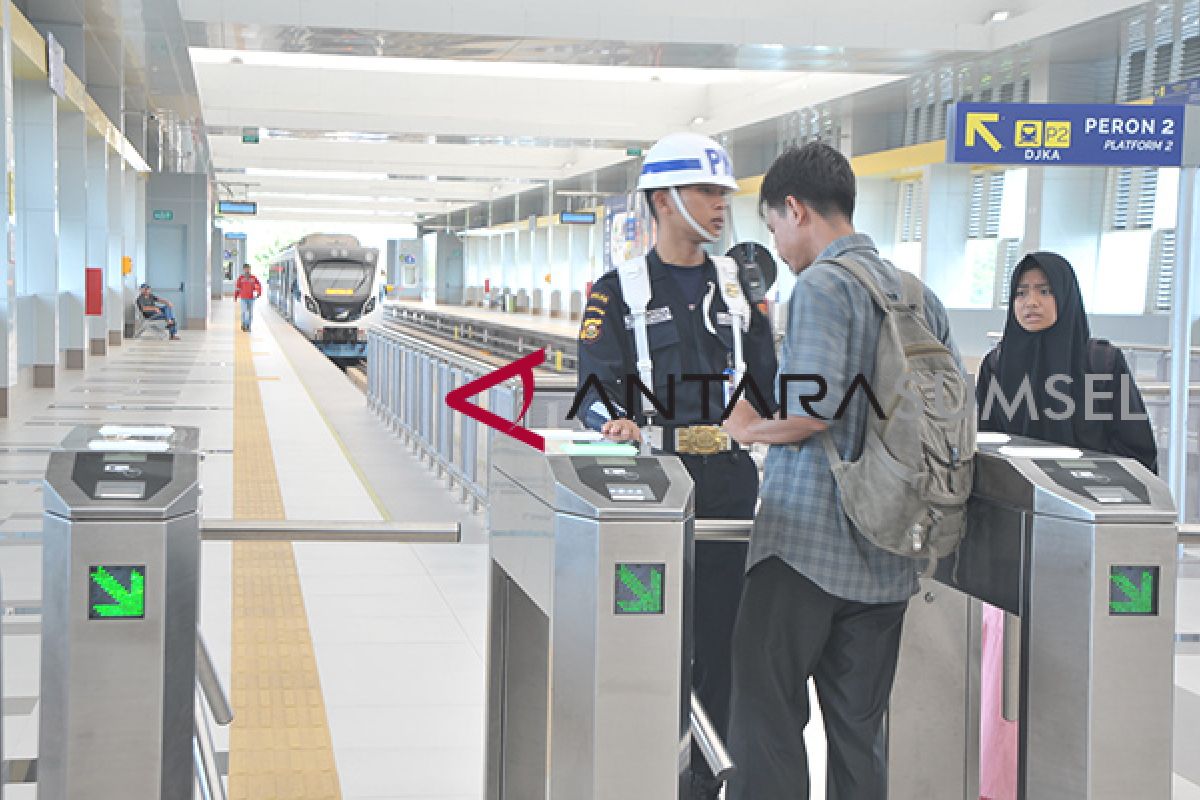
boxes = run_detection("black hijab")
[990,251,1098,447]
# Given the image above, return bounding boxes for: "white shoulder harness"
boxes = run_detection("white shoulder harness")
[617,254,751,392]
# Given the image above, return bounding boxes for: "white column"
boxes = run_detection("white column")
[14,78,60,387]
[85,135,108,355]
[57,104,87,368]
[0,2,15,415]
[106,151,123,344]
[121,156,139,336]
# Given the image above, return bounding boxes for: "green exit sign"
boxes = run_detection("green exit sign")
[1109,565,1159,616]
[89,565,145,619]
[152,209,173,221]
[626,147,643,157]
[615,563,664,614]
[242,126,260,144]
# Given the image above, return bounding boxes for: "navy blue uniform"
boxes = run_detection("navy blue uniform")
[576,249,778,783]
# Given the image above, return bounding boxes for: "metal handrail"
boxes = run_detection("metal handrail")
[375,319,577,388]
[199,520,460,543]
[375,320,505,378]
[197,633,234,726]
[194,689,227,800]
[690,691,736,783]
[695,519,753,541]
[1180,524,1200,541]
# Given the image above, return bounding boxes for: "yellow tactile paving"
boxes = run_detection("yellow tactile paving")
[229,328,343,799]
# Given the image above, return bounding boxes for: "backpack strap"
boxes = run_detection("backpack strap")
[616,256,656,413]
[827,256,895,312]
[818,257,917,471]
[897,270,925,317]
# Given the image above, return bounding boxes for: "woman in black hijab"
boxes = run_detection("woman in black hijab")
[976,250,1158,472]
[975,251,1158,800]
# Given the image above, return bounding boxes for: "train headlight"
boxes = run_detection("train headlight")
[303,295,319,313]
[362,297,376,315]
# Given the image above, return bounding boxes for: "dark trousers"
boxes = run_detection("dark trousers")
[678,450,757,779]
[727,557,907,800]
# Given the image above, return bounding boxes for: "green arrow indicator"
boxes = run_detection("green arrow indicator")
[616,563,664,614]
[1109,567,1157,615]
[90,566,145,618]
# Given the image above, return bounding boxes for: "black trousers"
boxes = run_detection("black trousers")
[727,557,907,800]
[678,450,757,778]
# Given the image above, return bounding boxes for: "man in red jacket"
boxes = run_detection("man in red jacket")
[235,264,262,332]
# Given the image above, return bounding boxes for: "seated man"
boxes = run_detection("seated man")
[137,283,180,340]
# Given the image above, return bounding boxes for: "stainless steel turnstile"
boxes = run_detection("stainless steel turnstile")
[39,425,203,800]
[889,436,1178,799]
[487,431,694,799]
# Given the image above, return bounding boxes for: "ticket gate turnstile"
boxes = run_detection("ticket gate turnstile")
[39,425,202,800]
[889,436,1178,799]
[487,431,694,799]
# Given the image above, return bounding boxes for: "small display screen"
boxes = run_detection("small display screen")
[596,457,638,466]
[614,563,665,615]
[217,200,257,215]
[1057,459,1098,469]
[559,211,597,224]
[1109,565,1159,616]
[89,565,146,620]
[103,452,147,462]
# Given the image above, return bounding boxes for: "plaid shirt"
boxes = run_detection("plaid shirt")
[748,234,959,603]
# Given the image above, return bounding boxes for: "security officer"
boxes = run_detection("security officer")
[575,132,777,800]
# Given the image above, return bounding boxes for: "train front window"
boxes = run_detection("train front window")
[307,260,371,298]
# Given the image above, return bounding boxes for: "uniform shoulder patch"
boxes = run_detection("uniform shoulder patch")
[580,317,603,342]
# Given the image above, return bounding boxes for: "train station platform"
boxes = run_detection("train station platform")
[0,303,1197,798]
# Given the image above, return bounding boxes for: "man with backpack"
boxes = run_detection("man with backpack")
[721,142,972,799]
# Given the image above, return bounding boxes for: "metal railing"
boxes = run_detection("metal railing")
[367,320,577,511]
[690,520,751,784]
[200,520,460,543]
[383,302,579,372]
[188,519,460,798]
[194,631,233,800]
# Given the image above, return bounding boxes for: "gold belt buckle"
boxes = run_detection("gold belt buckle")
[675,425,729,456]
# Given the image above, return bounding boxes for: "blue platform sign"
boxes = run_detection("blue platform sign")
[948,102,1186,167]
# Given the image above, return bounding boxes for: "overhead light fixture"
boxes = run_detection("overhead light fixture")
[691,116,706,125]
[989,10,1010,22]
[761,43,786,50]
[428,175,438,183]
[426,134,437,145]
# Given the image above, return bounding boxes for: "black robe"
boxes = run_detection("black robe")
[976,251,1158,473]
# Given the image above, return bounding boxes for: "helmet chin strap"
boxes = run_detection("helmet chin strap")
[668,186,721,244]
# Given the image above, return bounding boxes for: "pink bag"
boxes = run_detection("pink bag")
[980,602,1018,800]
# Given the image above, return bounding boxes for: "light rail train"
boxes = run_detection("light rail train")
[267,233,384,360]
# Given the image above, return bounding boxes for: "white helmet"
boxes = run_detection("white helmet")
[636,132,739,192]
[637,132,737,243]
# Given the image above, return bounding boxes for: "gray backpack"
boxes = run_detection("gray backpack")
[820,256,975,568]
